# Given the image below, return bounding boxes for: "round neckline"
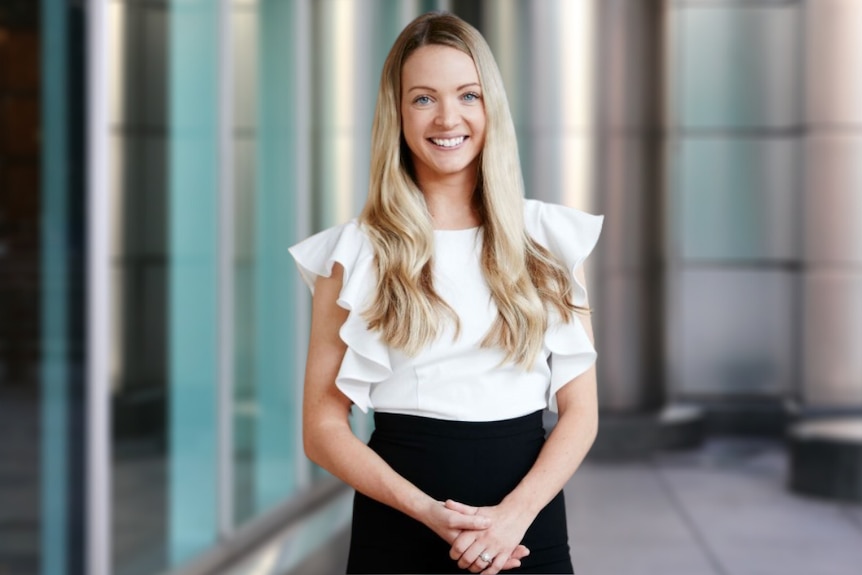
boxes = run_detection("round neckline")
[432,226,480,233]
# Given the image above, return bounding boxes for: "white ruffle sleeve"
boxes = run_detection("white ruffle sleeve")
[288,220,390,412]
[524,199,604,412]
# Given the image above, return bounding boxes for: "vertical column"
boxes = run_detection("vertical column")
[217,0,235,538]
[790,0,862,502]
[484,1,675,456]
[312,0,359,230]
[593,0,666,416]
[483,0,595,211]
[87,0,111,572]
[582,0,688,457]
[309,0,426,444]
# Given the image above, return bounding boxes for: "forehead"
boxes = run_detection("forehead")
[401,44,479,87]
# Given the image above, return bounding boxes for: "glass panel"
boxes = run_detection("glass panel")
[673,269,795,396]
[0,4,44,574]
[111,0,172,572]
[111,0,221,571]
[168,0,220,564]
[673,6,801,129]
[0,1,86,573]
[231,0,301,525]
[675,138,800,261]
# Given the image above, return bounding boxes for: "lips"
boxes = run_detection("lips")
[429,136,466,148]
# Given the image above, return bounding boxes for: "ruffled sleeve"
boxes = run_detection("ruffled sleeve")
[288,221,390,412]
[524,199,604,412]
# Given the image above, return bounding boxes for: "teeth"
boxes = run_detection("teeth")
[431,136,465,148]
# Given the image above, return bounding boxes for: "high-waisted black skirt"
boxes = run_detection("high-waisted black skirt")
[346,411,574,574]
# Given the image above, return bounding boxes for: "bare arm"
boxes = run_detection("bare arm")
[449,266,599,574]
[303,263,528,568]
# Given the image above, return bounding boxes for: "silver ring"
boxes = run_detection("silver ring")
[479,551,492,563]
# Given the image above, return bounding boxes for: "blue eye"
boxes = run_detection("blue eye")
[462,92,481,102]
[414,95,432,105]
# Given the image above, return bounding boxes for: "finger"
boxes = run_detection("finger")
[511,545,530,559]
[502,558,522,570]
[457,543,484,570]
[449,533,476,561]
[446,511,490,531]
[445,499,480,515]
[467,549,492,573]
[482,552,508,575]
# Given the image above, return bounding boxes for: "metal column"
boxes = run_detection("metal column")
[790,0,862,502]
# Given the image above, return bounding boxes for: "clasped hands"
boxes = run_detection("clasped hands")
[427,498,532,574]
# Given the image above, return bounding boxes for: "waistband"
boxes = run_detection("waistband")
[372,410,544,440]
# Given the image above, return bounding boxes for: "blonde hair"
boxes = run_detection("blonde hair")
[359,12,582,367]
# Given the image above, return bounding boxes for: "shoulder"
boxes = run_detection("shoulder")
[288,219,374,294]
[523,199,604,267]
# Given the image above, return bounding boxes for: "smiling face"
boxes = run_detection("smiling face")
[400,44,487,188]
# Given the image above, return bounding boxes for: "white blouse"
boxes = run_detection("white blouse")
[289,199,604,422]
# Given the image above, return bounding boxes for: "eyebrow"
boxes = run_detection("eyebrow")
[407,82,481,93]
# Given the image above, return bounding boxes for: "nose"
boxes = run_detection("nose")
[434,99,458,129]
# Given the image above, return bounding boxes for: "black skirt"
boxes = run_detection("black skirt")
[346,411,574,574]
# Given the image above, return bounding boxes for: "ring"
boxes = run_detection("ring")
[479,551,492,563]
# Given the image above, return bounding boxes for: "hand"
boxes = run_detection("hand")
[420,499,492,544]
[422,500,529,572]
[446,500,533,574]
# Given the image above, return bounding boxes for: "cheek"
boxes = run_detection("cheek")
[401,111,422,143]
[471,114,487,143]
[470,106,487,131]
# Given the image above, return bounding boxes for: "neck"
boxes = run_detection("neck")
[421,181,479,230]
[416,167,480,230]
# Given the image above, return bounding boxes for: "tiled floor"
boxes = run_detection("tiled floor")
[291,437,862,575]
[566,438,862,575]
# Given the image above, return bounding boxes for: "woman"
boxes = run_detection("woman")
[289,12,602,575]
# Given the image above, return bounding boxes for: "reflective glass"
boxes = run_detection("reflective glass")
[673,6,801,128]
[110,0,221,571]
[232,0,300,523]
[1,2,88,574]
[675,138,800,261]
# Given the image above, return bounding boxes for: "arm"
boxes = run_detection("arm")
[449,267,600,575]
[304,263,529,557]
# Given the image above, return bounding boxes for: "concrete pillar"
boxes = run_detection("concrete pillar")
[593,0,666,415]
[482,0,692,456]
[791,0,862,502]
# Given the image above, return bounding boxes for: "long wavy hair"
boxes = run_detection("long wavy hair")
[359,12,582,367]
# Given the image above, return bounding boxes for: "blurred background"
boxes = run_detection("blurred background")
[1,0,861,574]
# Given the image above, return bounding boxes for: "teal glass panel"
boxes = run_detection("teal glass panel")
[168,0,220,564]
[675,138,799,262]
[40,1,68,573]
[232,0,306,524]
[673,6,801,129]
[251,0,298,514]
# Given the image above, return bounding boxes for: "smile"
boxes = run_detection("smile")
[429,136,466,148]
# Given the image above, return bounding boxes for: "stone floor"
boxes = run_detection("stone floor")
[566,438,862,575]
[288,436,862,575]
